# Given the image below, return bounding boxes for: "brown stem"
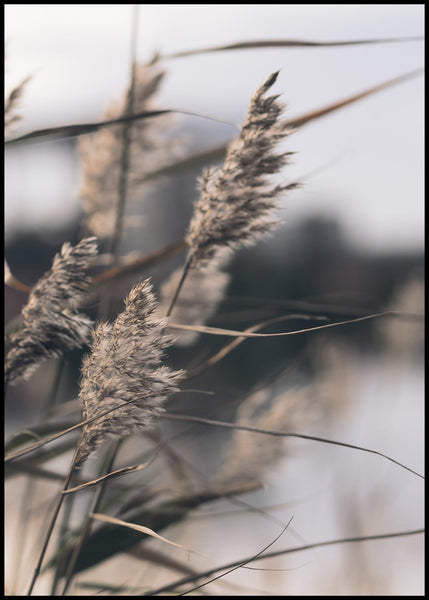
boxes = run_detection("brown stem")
[97,6,140,322]
[165,252,194,318]
[60,441,121,595]
[26,451,78,595]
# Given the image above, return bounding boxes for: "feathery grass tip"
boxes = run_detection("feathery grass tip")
[75,278,184,466]
[5,237,98,386]
[186,70,298,268]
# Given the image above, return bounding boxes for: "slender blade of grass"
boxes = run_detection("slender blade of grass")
[163,413,424,479]
[5,68,422,148]
[91,512,203,556]
[132,68,424,184]
[168,311,391,337]
[4,109,235,146]
[143,529,424,595]
[46,481,262,575]
[160,36,424,59]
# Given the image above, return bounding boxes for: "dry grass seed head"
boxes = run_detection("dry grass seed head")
[4,74,31,136]
[78,63,181,239]
[186,71,298,268]
[76,278,184,466]
[5,237,98,386]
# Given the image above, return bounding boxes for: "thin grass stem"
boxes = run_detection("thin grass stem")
[60,441,122,595]
[162,413,424,479]
[143,528,424,595]
[26,451,78,595]
[165,252,194,318]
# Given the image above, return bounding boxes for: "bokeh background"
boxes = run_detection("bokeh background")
[5,4,424,251]
[5,4,424,595]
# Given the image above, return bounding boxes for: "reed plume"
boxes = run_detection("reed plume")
[186,70,298,269]
[4,73,31,136]
[75,278,184,466]
[5,237,98,386]
[78,62,179,239]
[164,70,297,325]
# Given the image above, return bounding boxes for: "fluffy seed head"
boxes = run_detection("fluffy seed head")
[186,71,298,268]
[5,237,98,386]
[78,63,181,238]
[5,74,31,136]
[75,278,184,466]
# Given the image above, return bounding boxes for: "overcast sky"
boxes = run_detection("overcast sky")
[5,4,424,251]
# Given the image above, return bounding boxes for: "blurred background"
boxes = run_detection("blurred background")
[4,4,424,251]
[5,4,424,595]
